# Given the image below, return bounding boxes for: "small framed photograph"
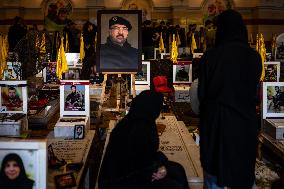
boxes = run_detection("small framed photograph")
[0,80,27,113]
[178,47,190,58]
[3,62,21,80]
[0,140,47,189]
[133,61,150,85]
[264,62,280,82]
[161,53,170,60]
[74,125,85,139]
[96,10,142,73]
[60,80,90,117]
[263,82,284,118]
[64,69,80,80]
[65,53,80,67]
[193,53,203,58]
[173,61,192,84]
[54,172,76,189]
[43,62,59,83]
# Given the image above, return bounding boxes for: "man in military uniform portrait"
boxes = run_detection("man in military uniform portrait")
[98,12,140,72]
[65,85,84,110]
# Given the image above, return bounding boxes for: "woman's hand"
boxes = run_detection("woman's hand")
[151,165,167,181]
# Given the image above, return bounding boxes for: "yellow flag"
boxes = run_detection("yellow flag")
[40,33,46,54]
[170,34,178,64]
[257,33,266,81]
[0,35,8,79]
[159,32,165,54]
[56,37,68,79]
[191,34,197,54]
[80,33,85,62]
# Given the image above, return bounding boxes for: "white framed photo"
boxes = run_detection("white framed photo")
[173,61,192,84]
[264,61,280,82]
[193,53,203,58]
[160,53,170,60]
[3,62,21,80]
[133,61,150,85]
[0,80,27,113]
[65,53,80,67]
[0,140,47,189]
[43,62,58,83]
[263,82,284,118]
[60,80,90,117]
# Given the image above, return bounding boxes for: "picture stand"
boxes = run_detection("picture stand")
[0,80,28,136]
[54,80,90,138]
[101,73,136,112]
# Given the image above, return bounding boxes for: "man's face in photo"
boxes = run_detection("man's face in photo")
[109,24,129,45]
[8,89,16,98]
[71,86,76,93]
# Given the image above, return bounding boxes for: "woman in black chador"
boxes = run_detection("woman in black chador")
[98,90,189,189]
[0,153,34,189]
[198,10,262,189]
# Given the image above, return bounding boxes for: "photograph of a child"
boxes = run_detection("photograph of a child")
[264,64,278,82]
[175,65,190,82]
[74,125,84,139]
[64,85,85,111]
[0,153,35,189]
[266,85,284,113]
[45,62,58,83]
[1,86,23,111]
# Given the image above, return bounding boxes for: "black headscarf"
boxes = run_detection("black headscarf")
[0,153,34,189]
[128,90,163,120]
[215,9,248,47]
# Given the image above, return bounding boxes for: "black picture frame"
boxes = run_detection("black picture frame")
[74,125,85,139]
[96,10,142,73]
[54,172,76,189]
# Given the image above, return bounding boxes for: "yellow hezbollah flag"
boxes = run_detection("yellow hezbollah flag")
[40,33,46,54]
[176,31,181,46]
[80,33,85,62]
[159,32,165,54]
[256,33,266,81]
[0,35,8,79]
[56,37,68,79]
[191,34,197,54]
[170,34,178,64]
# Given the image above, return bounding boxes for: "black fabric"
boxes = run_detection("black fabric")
[98,90,189,189]
[98,37,138,71]
[8,24,27,51]
[198,9,262,189]
[0,153,34,189]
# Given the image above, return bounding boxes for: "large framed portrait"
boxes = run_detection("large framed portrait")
[0,80,27,113]
[263,82,284,118]
[173,61,192,84]
[96,10,142,73]
[0,140,47,189]
[43,62,59,83]
[133,61,150,85]
[60,80,90,117]
[264,61,280,82]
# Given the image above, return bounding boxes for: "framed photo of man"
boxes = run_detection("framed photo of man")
[264,62,280,82]
[173,61,192,84]
[96,10,142,73]
[60,80,90,117]
[0,81,27,113]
